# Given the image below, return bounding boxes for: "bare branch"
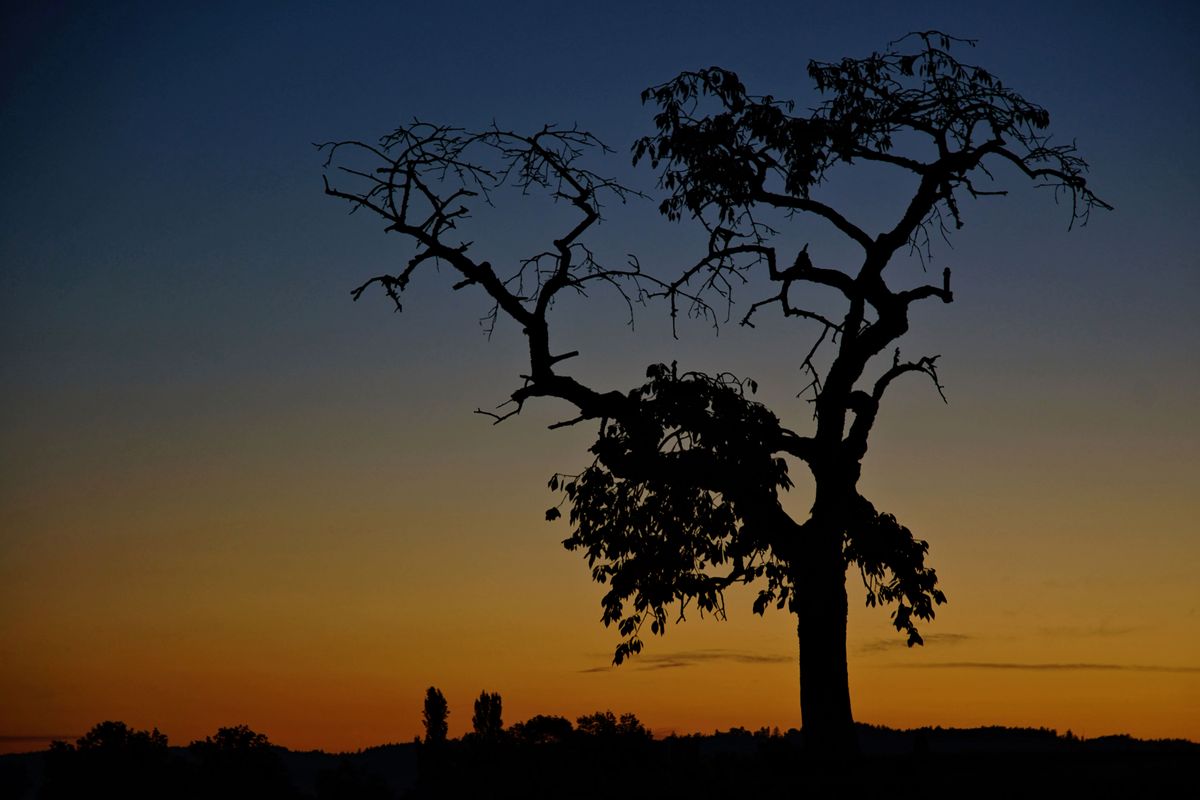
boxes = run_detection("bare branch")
[752,190,875,250]
[475,399,525,425]
[872,350,947,404]
[897,267,954,305]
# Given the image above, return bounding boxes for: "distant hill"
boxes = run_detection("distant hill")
[2,725,1195,798]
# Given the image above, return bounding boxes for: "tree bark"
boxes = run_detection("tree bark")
[794,501,856,754]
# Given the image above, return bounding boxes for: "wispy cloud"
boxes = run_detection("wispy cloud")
[857,632,972,654]
[1035,624,1144,638]
[581,648,791,673]
[891,662,1200,673]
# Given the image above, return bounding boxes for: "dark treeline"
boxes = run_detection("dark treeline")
[1,689,1197,798]
[27,721,304,800]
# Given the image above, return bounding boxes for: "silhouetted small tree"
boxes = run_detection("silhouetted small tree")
[509,715,574,745]
[323,31,1107,754]
[422,687,449,745]
[472,690,503,740]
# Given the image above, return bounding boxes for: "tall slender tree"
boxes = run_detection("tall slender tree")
[422,687,449,745]
[472,691,503,740]
[322,33,1107,752]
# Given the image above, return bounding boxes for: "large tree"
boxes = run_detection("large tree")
[321,33,1107,752]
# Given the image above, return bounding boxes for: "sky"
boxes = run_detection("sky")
[1,0,1198,753]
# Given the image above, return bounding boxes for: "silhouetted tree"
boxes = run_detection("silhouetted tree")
[75,720,169,752]
[39,721,172,799]
[321,32,1107,754]
[422,687,449,745]
[193,723,272,753]
[188,725,296,799]
[575,711,652,741]
[472,690,503,740]
[509,714,574,745]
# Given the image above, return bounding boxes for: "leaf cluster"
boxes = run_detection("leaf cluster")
[554,363,791,663]
[842,496,946,646]
[634,30,1108,236]
[633,68,826,225]
[808,31,1052,160]
[548,368,946,662]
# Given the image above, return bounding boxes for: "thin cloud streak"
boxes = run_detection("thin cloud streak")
[858,632,972,653]
[892,662,1200,673]
[581,648,791,673]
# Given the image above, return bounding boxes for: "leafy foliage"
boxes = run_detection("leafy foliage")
[842,496,946,645]
[634,66,822,224]
[556,363,789,662]
[635,31,1107,237]
[552,362,945,661]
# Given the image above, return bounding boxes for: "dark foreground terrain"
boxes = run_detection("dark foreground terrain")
[2,722,1195,799]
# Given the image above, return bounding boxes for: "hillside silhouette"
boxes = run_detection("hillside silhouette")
[2,710,1196,799]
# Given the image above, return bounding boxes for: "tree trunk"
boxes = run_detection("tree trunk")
[794,515,856,755]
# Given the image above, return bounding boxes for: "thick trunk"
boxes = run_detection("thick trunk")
[794,505,856,754]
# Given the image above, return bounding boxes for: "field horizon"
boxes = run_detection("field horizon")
[3,717,1196,798]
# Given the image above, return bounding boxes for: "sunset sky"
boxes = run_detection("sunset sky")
[2,1,1197,754]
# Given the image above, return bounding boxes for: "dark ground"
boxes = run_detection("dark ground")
[2,724,1195,799]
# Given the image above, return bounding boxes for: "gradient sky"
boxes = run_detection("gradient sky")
[2,1,1197,754]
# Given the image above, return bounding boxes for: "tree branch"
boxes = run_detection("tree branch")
[752,190,874,250]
